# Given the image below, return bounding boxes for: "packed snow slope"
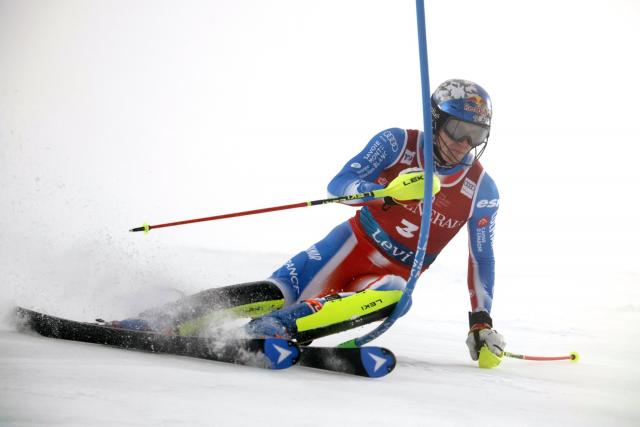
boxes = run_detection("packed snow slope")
[1,1,639,426]
[1,251,639,426]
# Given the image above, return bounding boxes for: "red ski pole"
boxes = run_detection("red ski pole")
[129,172,440,233]
[503,351,580,362]
[130,200,318,233]
[479,346,580,368]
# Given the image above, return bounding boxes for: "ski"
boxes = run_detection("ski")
[298,345,396,378]
[15,307,396,378]
[15,307,299,370]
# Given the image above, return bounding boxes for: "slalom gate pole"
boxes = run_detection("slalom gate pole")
[339,0,434,348]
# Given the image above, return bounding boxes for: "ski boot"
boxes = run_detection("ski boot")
[245,299,320,339]
[245,289,402,342]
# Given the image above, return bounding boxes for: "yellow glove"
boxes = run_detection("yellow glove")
[373,172,440,202]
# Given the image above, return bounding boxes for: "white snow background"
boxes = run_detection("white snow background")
[1,1,639,426]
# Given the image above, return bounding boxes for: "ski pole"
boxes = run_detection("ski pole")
[479,345,579,368]
[129,195,364,233]
[503,351,580,362]
[130,172,438,233]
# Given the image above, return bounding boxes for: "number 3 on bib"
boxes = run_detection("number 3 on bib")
[395,219,419,238]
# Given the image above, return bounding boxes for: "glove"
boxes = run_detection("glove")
[465,311,505,361]
[357,180,385,193]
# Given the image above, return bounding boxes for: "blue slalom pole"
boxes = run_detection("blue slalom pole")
[340,0,434,348]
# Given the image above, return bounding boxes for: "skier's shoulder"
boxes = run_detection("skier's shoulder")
[475,160,499,197]
[472,161,499,210]
[367,127,409,152]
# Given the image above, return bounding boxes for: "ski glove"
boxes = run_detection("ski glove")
[465,311,505,361]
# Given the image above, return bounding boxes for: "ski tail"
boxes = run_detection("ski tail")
[359,347,396,378]
[298,346,396,378]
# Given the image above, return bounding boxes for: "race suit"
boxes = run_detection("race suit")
[268,127,499,315]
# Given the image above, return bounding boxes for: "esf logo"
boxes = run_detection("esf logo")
[476,198,499,209]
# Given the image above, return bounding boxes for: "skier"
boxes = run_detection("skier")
[114,79,505,362]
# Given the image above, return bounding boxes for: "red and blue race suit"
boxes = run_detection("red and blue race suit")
[268,128,499,315]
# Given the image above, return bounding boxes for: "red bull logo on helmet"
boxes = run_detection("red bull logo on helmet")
[463,95,491,125]
[463,95,489,115]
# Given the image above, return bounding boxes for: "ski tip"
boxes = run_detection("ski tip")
[263,339,300,370]
[360,347,396,378]
[13,306,41,332]
[14,306,35,322]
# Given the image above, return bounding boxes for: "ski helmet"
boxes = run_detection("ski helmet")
[431,79,492,167]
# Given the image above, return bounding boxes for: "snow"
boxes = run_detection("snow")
[1,1,639,426]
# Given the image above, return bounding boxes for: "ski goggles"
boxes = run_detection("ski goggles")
[443,118,490,147]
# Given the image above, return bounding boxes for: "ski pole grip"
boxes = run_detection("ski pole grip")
[374,172,440,201]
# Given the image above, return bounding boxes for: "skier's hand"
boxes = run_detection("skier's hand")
[465,311,505,360]
[357,180,385,194]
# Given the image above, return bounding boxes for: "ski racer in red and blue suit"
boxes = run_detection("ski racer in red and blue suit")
[114,79,506,361]
[246,79,506,360]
